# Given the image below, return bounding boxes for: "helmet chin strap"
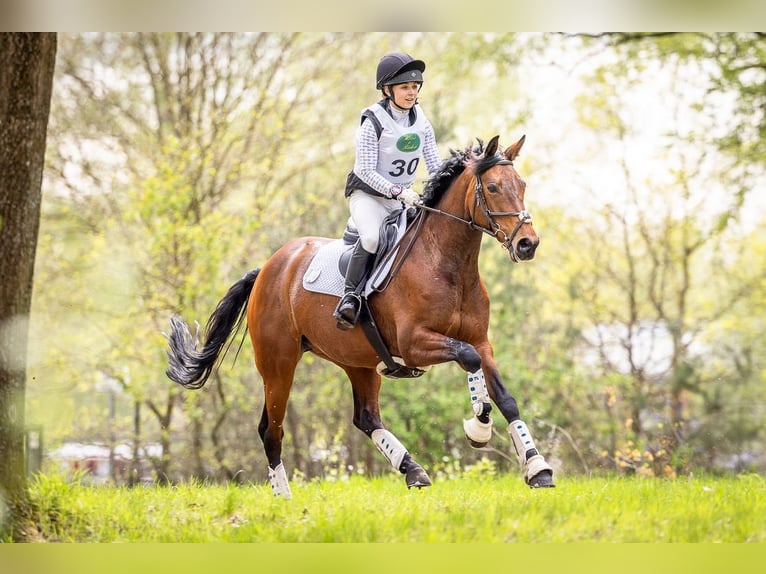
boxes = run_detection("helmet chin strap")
[384,86,417,112]
[391,100,412,114]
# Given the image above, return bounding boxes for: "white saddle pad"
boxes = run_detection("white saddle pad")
[302,210,408,298]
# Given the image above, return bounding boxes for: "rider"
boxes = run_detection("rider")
[333,52,442,330]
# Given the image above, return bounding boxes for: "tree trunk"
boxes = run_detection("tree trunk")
[0,33,57,541]
[145,388,176,485]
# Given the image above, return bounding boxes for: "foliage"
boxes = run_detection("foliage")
[581,33,766,208]
[563,33,766,477]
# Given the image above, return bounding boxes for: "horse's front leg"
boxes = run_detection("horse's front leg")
[401,333,554,488]
[479,355,555,488]
[399,333,494,446]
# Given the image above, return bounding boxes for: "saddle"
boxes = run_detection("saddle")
[302,208,427,379]
[338,208,406,280]
[303,208,412,299]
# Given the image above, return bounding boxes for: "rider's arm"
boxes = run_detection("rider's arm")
[352,119,400,198]
[422,121,440,177]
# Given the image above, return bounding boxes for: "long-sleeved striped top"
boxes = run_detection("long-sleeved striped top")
[345,99,440,198]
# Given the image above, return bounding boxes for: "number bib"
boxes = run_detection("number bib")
[368,103,429,187]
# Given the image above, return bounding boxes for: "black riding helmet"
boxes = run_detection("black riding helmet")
[376,52,426,90]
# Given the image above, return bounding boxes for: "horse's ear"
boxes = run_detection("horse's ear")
[504,134,526,161]
[485,135,500,157]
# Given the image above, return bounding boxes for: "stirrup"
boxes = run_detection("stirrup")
[333,293,362,330]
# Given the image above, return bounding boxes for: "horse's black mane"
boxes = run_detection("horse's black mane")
[421,138,504,208]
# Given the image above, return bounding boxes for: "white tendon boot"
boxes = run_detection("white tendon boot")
[268,461,292,499]
[371,429,407,470]
[508,420,554,487]
[463,369,493,447]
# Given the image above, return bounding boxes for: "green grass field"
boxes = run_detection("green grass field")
[23,471,765,543]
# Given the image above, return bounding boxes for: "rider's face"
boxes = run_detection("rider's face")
[386,82,421,110]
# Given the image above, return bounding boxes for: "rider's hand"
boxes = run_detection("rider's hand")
[399,187,421,207]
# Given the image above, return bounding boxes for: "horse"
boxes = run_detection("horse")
[165,134,555,498]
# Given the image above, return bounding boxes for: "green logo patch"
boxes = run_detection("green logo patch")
[396,133,421,152]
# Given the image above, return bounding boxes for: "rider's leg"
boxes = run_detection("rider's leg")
[334,191,398,330]
[334,240,374,329]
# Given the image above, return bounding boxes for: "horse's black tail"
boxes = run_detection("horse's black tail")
[165,268,260,390]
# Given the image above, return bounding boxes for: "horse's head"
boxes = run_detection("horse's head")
[468,134,539,262]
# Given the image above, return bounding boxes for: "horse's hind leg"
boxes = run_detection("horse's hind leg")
[257,402,291,499]
[255,348,300,499]
[345,366,431,489]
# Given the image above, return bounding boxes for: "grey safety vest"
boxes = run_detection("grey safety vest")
[345,101,429,197]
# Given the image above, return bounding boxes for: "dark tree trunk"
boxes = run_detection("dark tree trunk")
[0,32,57,541]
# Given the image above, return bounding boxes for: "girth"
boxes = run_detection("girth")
[358,299,427,379]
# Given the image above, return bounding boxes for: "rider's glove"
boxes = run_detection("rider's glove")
[399,187,421,207]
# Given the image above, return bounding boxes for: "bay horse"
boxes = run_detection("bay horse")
[165,134,555,497]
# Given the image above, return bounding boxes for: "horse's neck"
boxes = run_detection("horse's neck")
[419,177,483,279]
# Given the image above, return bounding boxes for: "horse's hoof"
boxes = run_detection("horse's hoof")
[463,416,493,449]
[406,467,432,489]
[465,436,489,449]
[528,469,555,488]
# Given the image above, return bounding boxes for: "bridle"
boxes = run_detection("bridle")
[372,158,533,291]
[416,157,533,256]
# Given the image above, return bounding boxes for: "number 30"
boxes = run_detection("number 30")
[389,158,419,177]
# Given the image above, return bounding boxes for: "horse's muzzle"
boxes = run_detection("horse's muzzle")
[513,237,539,261]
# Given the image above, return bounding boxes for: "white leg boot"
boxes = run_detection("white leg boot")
[268,461,293,499]
[508,420,555,487]
[463,369,493,447]
[371,428,407,471]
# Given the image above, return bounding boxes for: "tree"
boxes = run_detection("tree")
[568,44,764,475]
[34,32,539,482]
[580,33,765,204]
[0,33,57,541]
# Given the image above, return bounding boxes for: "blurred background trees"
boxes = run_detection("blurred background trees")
[27,32,765,485]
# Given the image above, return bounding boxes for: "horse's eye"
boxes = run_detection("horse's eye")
[487,183,499,194]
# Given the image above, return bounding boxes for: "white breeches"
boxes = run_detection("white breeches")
[348,190,402,253]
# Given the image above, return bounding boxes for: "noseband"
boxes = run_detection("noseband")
[418,157,533,255]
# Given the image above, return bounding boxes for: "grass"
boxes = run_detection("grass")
[22,471,766,543]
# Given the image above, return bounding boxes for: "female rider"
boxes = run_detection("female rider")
[334,52,441,329]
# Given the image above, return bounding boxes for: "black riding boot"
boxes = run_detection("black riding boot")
[333,242,374,330]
